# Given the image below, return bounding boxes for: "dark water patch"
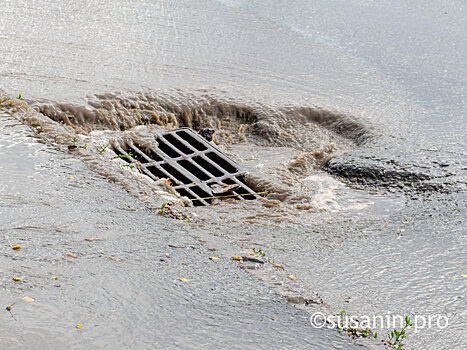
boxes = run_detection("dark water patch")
[324,156,453,194]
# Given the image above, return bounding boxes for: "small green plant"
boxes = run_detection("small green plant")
[79,143,87,150]
[97,144,108,154]
[252,247,266,257]
[336,311,376,339]
[154,202,189,221]
[121,163,135,170]
[64,137,78,144]
[387,316,413,349]
[251,247,272,263]
[112,152,133,160]
[17,94,23,100]
[64,137,80,150]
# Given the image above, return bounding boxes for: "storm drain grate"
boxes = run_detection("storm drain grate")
[112,128,258,206]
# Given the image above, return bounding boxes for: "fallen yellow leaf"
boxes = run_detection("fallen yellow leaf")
[65,253,77,258]
[461,274,467,278]
[232,256,242,261]
[52,276,58,280]
[12,277,23,282]
[209,257,219,260]
[272,264,284,270]
[20,296,34,302]
[178,278,190,282]
[76,324,82,329]
[84,236,98,241]
[12,245,20,250]
[249,252,255,256]
[287,275,297,281]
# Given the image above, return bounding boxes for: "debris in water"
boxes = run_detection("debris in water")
[168,244,184,249]
[287,275,297,281]
[210,183,241,194]
[240,265,260,270]
[20,296,34,302]
[12,245,20,250]
[209,256,219,260]
[5,302,16,320]
[178,278,190,282]
[272,264,284,270]
[12,277,22,282]
[198,128,215,141]
[109,256,121,262]
[65,253,77,258]
[285,296,305,304]
[84,236,99,241]
[242,256,264,264]
[232,256,242,261]
[157,202,190,221]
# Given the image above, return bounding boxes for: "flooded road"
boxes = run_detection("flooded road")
[0,111,370,349]
[1,0,466,349]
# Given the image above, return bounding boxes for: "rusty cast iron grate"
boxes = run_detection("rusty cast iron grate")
[112,128,258,206]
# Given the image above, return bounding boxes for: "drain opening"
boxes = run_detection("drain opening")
[157,138,180,158]
[176,188,205,207]
[206,152,237,174]
[139,146,163,162]
[112,128,259,206]
[176,130,208,151]
[177,159,211,181]
[189,186,212,205]
[193,156,224,177]
[160,163,192,185]
[145,166,166,180]
[162,133,194,155]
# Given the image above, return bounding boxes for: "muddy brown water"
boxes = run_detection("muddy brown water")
[1,0,466,349]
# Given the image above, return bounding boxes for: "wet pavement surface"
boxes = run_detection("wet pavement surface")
[1,0,466,348]
[0,113,373,349]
